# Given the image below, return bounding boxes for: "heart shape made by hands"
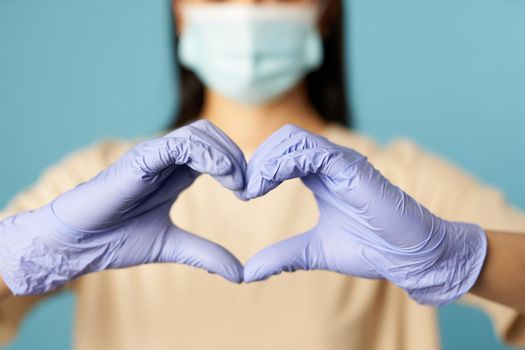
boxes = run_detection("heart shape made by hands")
[0,119,486,305]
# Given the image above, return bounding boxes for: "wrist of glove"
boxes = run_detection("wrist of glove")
[358,218,487,305]
[0,204,117,295]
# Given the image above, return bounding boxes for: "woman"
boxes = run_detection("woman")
[1,0,525,349]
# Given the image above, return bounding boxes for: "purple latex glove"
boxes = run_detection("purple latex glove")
[0,120,245,295]
[242,125,487,306]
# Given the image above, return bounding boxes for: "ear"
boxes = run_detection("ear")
[172,0,185,35]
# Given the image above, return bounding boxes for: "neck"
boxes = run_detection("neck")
[201,83,327,151]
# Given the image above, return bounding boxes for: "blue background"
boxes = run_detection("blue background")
[1,0,524,348]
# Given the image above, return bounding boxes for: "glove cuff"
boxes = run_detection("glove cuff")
[406,221,488,306]
[0,205,99,296]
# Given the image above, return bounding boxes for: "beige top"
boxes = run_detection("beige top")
[1,124,525,350]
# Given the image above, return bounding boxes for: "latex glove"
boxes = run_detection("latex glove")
[0,120,245,295]
[242,125,487,306]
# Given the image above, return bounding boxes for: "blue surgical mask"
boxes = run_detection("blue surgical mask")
[178,4,323,105]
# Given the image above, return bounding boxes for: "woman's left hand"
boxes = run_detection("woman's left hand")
[242,125,488,306]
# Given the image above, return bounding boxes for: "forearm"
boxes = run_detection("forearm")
[0,275,12,301]
[470,230,525,314]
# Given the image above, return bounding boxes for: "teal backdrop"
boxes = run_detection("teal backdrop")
[1,0,524,349]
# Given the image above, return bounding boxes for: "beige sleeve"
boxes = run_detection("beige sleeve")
[0,140,131,345]
[381,139,525,347]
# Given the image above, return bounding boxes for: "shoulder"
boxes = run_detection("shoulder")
[3,139,137,214]
[41,139,136,183]
[322,123,450,173]
[328,126,480,192]
[374,138,509,221]
[376,138,483,192]
[324,125,500,215]
[322,123,382,157]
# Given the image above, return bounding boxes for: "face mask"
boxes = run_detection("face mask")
[178,4,323,105]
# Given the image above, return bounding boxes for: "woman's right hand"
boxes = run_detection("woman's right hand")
[0,120,245,296]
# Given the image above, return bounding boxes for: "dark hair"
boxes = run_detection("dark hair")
[170,0,351,129]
